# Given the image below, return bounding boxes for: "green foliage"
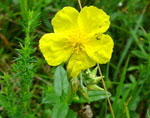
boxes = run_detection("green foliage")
[66,109,77,118]
[42,66,110,117]
[0,0,41,117]
[54,66,69,96]
[42,89,60,104]
[51,103,69,118]
[0,0,150,118]
[73,90,111,103]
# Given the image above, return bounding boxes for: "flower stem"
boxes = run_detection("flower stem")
[78,0,82,9]
[97,64,116,118]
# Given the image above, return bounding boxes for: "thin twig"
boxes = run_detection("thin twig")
[97,64,116,118]
[77,0,115,116]
[35,76,51,86]
[78,0,82,9]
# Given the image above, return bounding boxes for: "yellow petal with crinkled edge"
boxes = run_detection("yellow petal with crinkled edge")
[67,52,95,78]
[78,6,110,36]
[39,33,73,66]
[85,34,114,64]
[52,7,79,33]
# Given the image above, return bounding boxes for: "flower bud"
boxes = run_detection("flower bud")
[89,67,98,78]
[87,84,104,91]
[79,85,90,103]
[72,95,80,101]
[91,76,104,84]
[70,78,80,95]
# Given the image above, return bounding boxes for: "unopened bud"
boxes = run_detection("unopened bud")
[79,85,90,103]
[70,78,80,95]
[86,67,98,78]
[87,84,104,91]
[72,95,80,101]
[92,76,104,84]
[89,67,98,78]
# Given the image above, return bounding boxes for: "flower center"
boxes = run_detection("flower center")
[73,43,84,54]
[68,31,87,54]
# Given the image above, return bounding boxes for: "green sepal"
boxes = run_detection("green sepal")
[87,84,104,91]
[79,85,90,103]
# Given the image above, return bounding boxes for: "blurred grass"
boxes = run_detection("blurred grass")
[0,0,150,118]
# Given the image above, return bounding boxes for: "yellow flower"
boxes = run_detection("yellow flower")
[39,6,114,78]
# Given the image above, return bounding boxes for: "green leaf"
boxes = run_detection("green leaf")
[44,0,53,4]
[113,57,130,118]
[66,109,77,118]
[62,75,70,94]
[73,90,111,103]
[42,92,60,104]
[44,109,52,118]
[54,66,66,96]
[89,91,111,102]
[51,103,69,118]
[132,50,148,59]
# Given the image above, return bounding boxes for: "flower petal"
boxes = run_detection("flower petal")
[78,6,110,36]
[39,33,73,66]
[67,52,95,78]
[52,7,79,33]
[85,34,114,64]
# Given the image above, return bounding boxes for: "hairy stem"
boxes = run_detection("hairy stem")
[78,0,82,10]
[97,64,115,118]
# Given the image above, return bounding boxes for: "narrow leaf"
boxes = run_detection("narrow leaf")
[66,109,77,118]
[62,75,70,94]
[51,103,69,118]
[54,66,66,96]
[73,90,111,103]
[42,92,60,104]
